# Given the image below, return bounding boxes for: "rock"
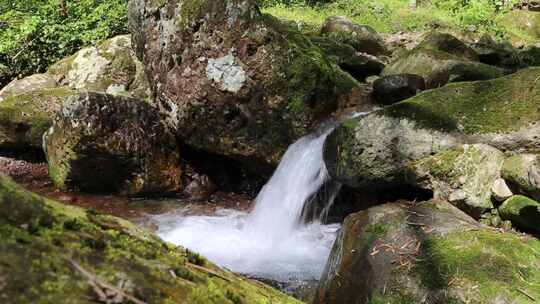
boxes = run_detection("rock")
[320,16,388,56]
[416,32,478,61]
[470,35,521,69]
[499,195,540,232]
[382,32,504,88]
[410,144,505,217]
[492,177,513,202]
[0,74,58,101]
[129,0,359,171]
[184,174,217,201]
[0,174,300,303]
[502,154,540,201]
[499,10,540,44]
[323,111,459,189]
[324,67,540,193]
[315,200,540,304]
[372,74,425,105]
[310,36,385,81]
[0,88,77,150]
[48,35,151,100]
[43,92,182,196]
[0,63,9,87]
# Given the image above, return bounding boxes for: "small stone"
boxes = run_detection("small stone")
[491,178,513,202]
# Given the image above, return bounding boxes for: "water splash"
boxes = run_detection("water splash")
[154,128,342,283]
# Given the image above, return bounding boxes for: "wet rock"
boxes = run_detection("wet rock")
[43,92,182,196]
[48,35,151,100]
[129,0,359,170]
[0,88,77,150]
[0,73,58,101]
[0,174,301,303]
[184,174,217,201]
[502,154,540,201]
[470,35,521,69]
[410,144,505,217]
[324,68,540,193]
[382,32,504,88]
[372,74,425,105]
[315,200,540,304]
[499,195,540,232]
[320,16,388,56]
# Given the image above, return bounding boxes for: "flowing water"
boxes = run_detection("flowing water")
[153,128,342,287]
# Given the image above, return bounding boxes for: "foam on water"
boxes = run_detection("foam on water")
[154,129,341,283]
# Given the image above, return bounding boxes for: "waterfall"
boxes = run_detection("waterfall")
[152,118,367,284]
[246,129,336,244]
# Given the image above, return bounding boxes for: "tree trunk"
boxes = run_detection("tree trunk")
[59,0,68,17]
[409,0,417,10]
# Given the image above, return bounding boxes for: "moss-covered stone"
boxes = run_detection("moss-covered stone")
[498,10,540,45]
[0,73,58,100]
[129,0,360,172]
[0,87,76,149]
[315,200,540,304]
[44,92,182,196]
[48,35,151,100]
[411,144,505,218]
[0,174,300,303]
[499,195,540,233]
[382,32,503,89]
[502,154,540,201]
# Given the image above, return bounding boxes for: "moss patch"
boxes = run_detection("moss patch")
[384,67,540,134]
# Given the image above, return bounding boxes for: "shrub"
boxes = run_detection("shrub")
[0,0,128,86]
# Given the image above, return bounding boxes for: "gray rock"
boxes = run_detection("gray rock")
[372,74,425,105]
[0,74,58,101]
[502,154,540,201]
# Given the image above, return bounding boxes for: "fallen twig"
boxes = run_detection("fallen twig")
[187,263,232,282]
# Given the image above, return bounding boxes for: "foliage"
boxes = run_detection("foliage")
[261,0,532,43]
[0,0,128,86]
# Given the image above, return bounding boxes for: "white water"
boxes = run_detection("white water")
[154,129,341,284]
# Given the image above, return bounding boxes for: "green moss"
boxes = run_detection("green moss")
[499,195,540,232]
[0,87,76,148]
[0,175,301,303]
[384,67,540,134]
[414,148,463,179]
[414,229,540,303]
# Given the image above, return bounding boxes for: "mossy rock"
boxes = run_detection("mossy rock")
[502,154,540,201]
[129,0,359,172]
[498,10,540,45]
[44,92,182,196]
[499,195,540,233]
[382,32,504,89]
[48,35,151,101]
[0,73,58,100]
[0,87,77,150]
[315,200,540,304]
[0,174,301,304]
[410,144,505,218]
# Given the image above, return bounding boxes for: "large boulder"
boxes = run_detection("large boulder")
[0,174,300,304]
[315,200,540,304]
[324,67,540,191]
[502,154,540,201]
[43,92,182,196]
[0,73,58,101]
[0,88,77,150]
[499,195,540,233]
[48,35,151,100]
[382,32,504,88]
[0,35,151,152]
[128,0,360,171]
[410,144,505,217]
[320,16,388,56]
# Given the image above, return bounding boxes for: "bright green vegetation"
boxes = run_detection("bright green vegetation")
[0,174,301,303]
[415,229,540,303]
[0,0,128,85]
[260,0,538,43]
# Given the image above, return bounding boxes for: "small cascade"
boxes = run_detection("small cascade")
[153,115,368,285]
